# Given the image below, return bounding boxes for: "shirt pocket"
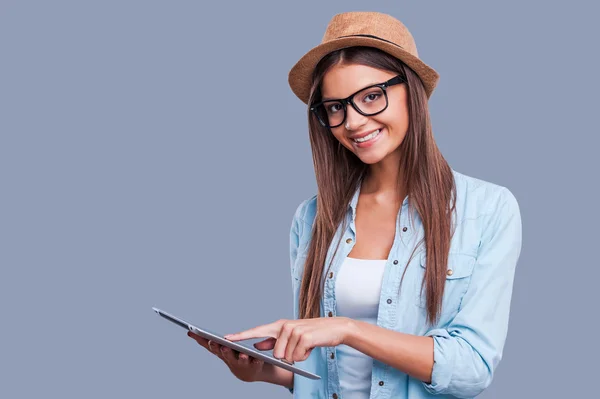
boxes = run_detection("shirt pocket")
[415,252,476,315]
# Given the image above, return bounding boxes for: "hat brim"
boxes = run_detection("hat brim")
[288,36,440,105]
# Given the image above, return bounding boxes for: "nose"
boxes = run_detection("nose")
[344,103,369,130]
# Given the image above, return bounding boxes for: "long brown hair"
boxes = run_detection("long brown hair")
[297,46,457,325]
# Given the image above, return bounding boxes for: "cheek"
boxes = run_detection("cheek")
[382,115,409,143]
[392,126,408,143]
[331,130,352,148]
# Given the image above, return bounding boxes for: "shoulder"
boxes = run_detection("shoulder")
[451,168,520,220]
[292,194,318,229]
[290,194,318,253]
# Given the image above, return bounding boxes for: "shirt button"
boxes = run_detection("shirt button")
[402,227,408,232]
[328,311,333,317]
[447,269,454,276]
[332,394,338,399]
[346,238,352,244]
[329,272,334,278]
[387,298,392,304]
[330,352,335,359]
[379,381,384,386]
[393,260,398,265]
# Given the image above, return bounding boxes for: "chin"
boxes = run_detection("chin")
[357,153,386,164]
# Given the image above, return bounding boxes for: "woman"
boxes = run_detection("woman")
[189,11,522,399]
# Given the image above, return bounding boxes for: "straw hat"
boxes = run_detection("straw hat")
[288,11,439,104]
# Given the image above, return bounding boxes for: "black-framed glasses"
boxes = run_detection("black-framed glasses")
[310,75,406,128]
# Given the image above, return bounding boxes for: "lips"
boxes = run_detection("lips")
[351,129,381,143]
[349,128,382,141]
[351,128,383,148]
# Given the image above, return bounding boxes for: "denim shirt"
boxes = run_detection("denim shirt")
[287,169,522,398]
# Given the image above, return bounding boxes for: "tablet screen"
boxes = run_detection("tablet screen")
[152,307,321,380]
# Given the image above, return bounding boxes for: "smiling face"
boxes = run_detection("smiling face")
[319,63,409,165]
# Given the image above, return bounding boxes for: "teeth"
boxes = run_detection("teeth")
[354,129,380,143]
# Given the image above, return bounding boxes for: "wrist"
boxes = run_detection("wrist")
[342,317,360,346]
[255,362,275,384]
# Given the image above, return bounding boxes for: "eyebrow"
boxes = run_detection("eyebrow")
[321,81,381,102]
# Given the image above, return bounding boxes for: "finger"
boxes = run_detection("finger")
[285,328,303,363]
[224,321,281,342]
[207,341,226,360]
[250,356,264,367]
[247,355,264,370]
[253,337,277,351]
[237,352,250,367]
[273,321,293,360]
[188,331,209,349]
[220,345,239,363]
[243,354,263,369]
[292,334,311,362]
[299,347,314,361]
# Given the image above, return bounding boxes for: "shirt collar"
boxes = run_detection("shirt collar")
[348,178,362,221]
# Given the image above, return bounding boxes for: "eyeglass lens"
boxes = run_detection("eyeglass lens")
[314,85,387,128]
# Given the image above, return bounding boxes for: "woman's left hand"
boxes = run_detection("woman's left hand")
[224,317,355,364]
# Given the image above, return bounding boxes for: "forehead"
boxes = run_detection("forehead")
[320,64,396,100]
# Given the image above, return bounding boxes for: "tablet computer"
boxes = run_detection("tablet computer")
[152,307,321,380]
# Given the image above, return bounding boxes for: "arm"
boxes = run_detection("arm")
[345,187,522,398]
[344,320,434,383]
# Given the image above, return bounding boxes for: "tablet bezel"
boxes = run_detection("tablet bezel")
[152,307,321,380]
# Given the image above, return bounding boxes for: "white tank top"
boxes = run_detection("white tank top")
[334,256,387,399]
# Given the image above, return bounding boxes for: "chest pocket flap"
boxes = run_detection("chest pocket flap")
[417,251,476,311]
[420,251,476,279]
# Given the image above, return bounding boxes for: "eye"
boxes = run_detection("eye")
[362,92,382,103]
[326,103,342,114]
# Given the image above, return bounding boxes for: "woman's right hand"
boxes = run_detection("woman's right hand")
[187,331,275,383]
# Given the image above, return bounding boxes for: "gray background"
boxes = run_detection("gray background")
[1,1,597,398]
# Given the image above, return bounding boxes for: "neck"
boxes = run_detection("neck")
[362,151,406,202]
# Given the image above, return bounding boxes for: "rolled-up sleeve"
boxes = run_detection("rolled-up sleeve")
[422,187,523,398]
[290,207,301,282]
[287,199,308,395]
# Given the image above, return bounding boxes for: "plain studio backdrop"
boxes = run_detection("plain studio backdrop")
[1,1,598,398]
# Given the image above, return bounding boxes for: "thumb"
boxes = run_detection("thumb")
[253,337,277,351]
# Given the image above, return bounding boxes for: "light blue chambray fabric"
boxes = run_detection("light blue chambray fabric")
[286,168,522,399]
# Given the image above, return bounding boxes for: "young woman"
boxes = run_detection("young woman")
[189,11,522,399]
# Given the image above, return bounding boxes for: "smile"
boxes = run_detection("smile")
[353,129,381,143]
